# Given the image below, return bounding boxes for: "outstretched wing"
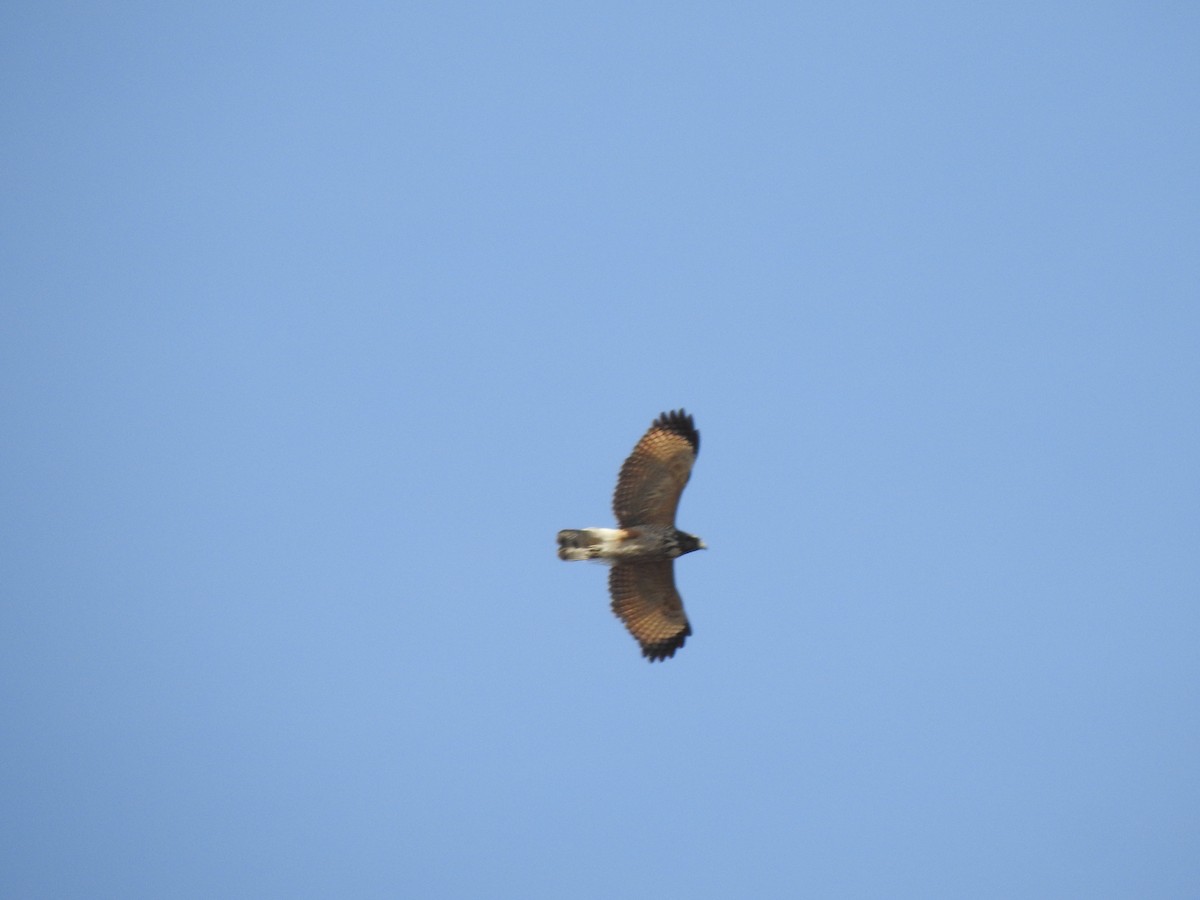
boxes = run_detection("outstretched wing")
[612,409,700,527]
[608,562,692,661]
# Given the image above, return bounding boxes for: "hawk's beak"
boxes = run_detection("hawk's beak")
[698,540,708,550]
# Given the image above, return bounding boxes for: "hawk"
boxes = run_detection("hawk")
[557,409,705,661]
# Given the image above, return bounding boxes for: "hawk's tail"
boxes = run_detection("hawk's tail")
[557,528,622,561]
[557,529,597,560]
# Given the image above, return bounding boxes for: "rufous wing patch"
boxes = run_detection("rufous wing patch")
[613,410,699,527]
[608,561,692,661]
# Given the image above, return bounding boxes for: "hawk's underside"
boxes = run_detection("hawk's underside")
[556,409,704,661]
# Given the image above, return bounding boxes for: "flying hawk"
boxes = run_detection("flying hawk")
[557,409,705,661]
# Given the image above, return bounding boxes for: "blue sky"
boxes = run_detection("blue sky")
[3,3,1198,897]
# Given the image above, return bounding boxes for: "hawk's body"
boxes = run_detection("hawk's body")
[556,526,701,562]
[556,409,704,661]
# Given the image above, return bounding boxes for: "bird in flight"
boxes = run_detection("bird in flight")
[557,409,705,661]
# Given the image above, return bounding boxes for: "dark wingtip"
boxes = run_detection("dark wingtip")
[640,622,694,662]
[652,408,700,456]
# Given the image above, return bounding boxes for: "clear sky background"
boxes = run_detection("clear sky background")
[3,3,1198,898]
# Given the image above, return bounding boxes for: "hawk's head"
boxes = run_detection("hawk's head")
[673,531,706,556]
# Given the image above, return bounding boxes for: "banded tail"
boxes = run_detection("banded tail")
[556,528,624,561]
